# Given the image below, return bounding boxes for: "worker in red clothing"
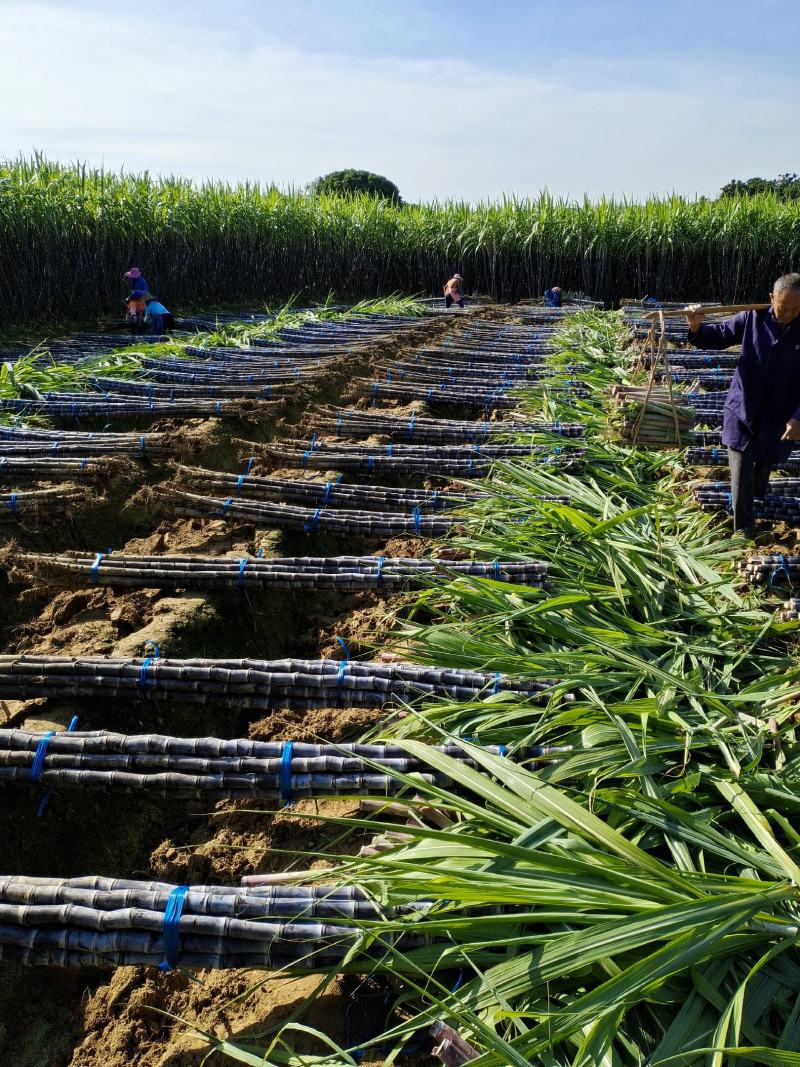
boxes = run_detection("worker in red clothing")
[443,274,466,309]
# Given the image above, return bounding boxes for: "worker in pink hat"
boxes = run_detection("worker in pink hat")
[124,267,150,299]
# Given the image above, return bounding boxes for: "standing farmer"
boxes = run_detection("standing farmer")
[443,274,466,309]
[685,273,800,536]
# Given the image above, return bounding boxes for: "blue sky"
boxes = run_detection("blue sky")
[0,0,797,201]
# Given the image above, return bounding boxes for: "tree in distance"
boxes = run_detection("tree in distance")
[308,169,402,203]
[720,172,800,199]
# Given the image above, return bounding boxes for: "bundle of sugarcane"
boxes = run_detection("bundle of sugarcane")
[688,430,722,446]
[0,487,88,522]
[397,355,550,373]
[739,554,800,585]
[247,443,581,476]
[313,409,585,442]
[0,655,558,710]
[383,365,559,385]
[780,598,800,621]
[175,467,477,511]
[659,370,733,390]
[687,449,800,473]
[685,391,725,409]
[11,552,549,592]
[0,730,555,801]
[609,385,694,446]
[361,383,525,409]
[0,875,420,969]
[89,377,286,401]
[159,487,457,535]
[662,351,740,370]
[694,487,800,522]
[141,360,329,383]
[179,345,339,364]
[0,457,109,482]
[0,395,280,420]
[0,427,183,458]
[702,478,800,497]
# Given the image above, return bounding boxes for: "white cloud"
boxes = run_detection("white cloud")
[0,1,796,200]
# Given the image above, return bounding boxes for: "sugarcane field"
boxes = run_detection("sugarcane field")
[3,5,800,1066]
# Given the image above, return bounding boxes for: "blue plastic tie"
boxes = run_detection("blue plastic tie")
[412,506,422,533]
[310,433,318,451]
[375,556,385,585]
[302,450,311,468]
[335,638,351,689]
[769,553,792,588]
[159,885,190,971]
[492,672,502,695]
[90,552,105,582]
[236,473,246,489]
[263,385,270,399]
[237,557,248,588]
[493,560,501,580]
[387,444,393,457]
[256,547,263,558]
[30,732,55,785]
[304,508,320,534]
[323,481,333,505]
[726,492,733,511]
[279,741,294,803]
[220,496,233,517]
[372,384,379,406]
[244,457,254,475]
[79,459,87,471]
[214,401,222,416]
[33,715,79,817]
[498,744,508,757]
[432,490,440,510]
[337,413,343,431]
[367,455,375,472]
[7,493,17,514]
[51,440,59,452]
[408,412,415,439]
[139,657,154,693]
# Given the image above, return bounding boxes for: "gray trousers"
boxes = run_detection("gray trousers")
[727,446,772,531]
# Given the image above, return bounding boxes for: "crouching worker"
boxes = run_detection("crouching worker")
[125,295,147,331]
[144,295,175,335]
[444,274,466,309]
[685,273,800,537]
[544,285,562,307]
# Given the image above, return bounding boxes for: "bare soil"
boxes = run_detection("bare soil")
[0,311,468,1067]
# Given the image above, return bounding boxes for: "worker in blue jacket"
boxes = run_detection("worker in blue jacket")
[544,286,562,307]
[124,267,149,298]
[685,273,800,536]
[143,295,175,334]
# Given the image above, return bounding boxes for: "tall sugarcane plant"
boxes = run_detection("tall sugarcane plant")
[4,155,800,327]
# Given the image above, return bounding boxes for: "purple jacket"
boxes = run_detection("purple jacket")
[688,309,800,462]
